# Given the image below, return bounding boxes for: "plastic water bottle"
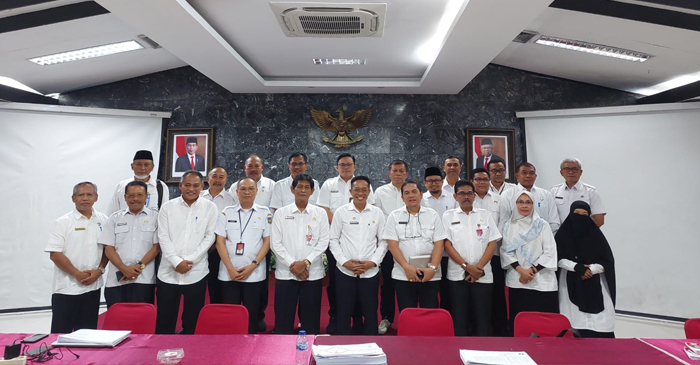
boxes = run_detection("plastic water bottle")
[295,330,309,365]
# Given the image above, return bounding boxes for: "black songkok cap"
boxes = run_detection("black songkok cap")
[424,167,443,179]
[133,150,153,161]
[186,137,198,144]
[481,138,493,145]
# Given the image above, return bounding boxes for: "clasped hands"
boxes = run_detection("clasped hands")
[290,261,310,281]
[343,260,375,276]
[464,264,484,283]
[226,263,257,281]
[403,265,436,283]
[516,266,536,284]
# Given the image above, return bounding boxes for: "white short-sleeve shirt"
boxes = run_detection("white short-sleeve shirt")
[45,209,108,295]
[270,176,320,210]
[201,189,235,213]
[328,203,387,278]
[107,177,169,215]
[550,181,606,223]
[373,183,404,218]
[229,176,275,208]
[421,191,457,219]
[382,206,446,281]
[442,208,502,282]
[215,204,271,283]
[317,176,375,213]
[99,208,159,288]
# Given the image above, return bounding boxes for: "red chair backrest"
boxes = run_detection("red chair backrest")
[514,311,573,338]
[686,318,700,339]
[195,304,249,334]
[102,303,157,334]
[397,308,454,336]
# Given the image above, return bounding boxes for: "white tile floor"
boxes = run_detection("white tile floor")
[0,309,687,338]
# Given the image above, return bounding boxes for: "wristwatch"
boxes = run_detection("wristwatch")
[304,259,311,268]
[427,263,437,270]
[137,261,146,270]
[460,262,468,270]
[98,266,105,274]
[252,260,260,268]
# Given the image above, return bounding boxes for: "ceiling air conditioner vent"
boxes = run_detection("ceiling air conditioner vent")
[270,3,386,37]
[513,30,538,44]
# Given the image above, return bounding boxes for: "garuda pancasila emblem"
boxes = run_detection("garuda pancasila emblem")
[310,106,372,148]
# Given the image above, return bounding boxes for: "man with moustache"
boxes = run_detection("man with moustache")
[155,171,218,334]
[100,180,160,307]
[442,156,462,196]
[229,155,275,208]
[502,162,560,233]
[46,182,108,333]
[108,150,169,214]
[270,152,320,212]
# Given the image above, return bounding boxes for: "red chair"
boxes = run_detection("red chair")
[514,311,574,338]
[685,318,700,339]
[195,304,249,334]
[397,308,454,336]
[101,303,157,334]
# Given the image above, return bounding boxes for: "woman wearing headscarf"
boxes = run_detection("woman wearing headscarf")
[501,191,559,329]
[556,201,616,338]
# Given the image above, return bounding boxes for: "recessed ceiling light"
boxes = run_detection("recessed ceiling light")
[534,35,652,62]
[312,58,367,65]
[28,40,144,66]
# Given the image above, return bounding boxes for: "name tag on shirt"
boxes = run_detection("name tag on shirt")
[285,216,295,220]
[451,221,461,225]
[350,221,359,225]
[75,227,86,231]
[331,190,339,193]
[398,221,408,225]
[116,222,128,226]
[228,220,237,223]
[555,196,563,199]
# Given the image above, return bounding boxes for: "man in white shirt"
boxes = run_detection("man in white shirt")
[100,180,160,308]
[270,152,320,212]
[329,176,387,335]
[550,158,607,227]
[199,166,235,304]
[383,181,446,312]
[421,167,456,312]
[502,162,561,233]
[488,159,516,195]
[471,170,509,335]
[373,159,408,335]
[271,174,329,335]
[317,153,375,333]
[442,156,462,196]
[443,180,502,336]
[107,150,169,214]
[228,155,275,208]
[46,181,108,333]
[155,171,218,334]
[215,177,272,334]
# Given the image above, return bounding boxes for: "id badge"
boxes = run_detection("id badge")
[235,242,244,255]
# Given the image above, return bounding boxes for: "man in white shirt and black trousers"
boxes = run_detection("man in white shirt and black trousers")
[46,181,108,333]
[329,176,387,335]
[100,180,161,308]
[155,170,218,334]
[271,174,330,335]
[215,177,271,334]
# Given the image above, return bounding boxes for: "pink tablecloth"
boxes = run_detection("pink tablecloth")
[312,335,684,365]
[0,333,313,365]
[640,338,700,363]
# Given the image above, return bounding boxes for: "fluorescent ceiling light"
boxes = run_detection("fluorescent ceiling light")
[28,40,144,66]
[535,35,652,62]
[0,76,42,95]
[313,59,366,65]
[633,71,700,96]
[415,0,464,64]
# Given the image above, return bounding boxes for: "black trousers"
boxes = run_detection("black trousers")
[450,280,492,336]
[439,256,451,312]
[207,250,223,304]
[394,280,439,313]
[221,280,264,334]
[274,278,323,335]
[258,250,272,320]
[379,251,396,322]
[508,288,559,332]
[490,255,509,336]
[155,278,207,334]
[335,267,379,335]
[104,283,155,308]
[51,289,101,334]
[326,250,337,320]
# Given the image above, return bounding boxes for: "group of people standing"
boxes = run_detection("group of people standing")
[46,150,616,339]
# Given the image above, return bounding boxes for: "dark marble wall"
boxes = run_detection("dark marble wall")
[60,64,638,197]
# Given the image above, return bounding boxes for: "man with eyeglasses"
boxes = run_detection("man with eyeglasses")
[471,168,509,336]
[443,180,501,336]
[373,160,409,335]
[383,181,446,312]
[550,158,606,227]
[488,158,515,195]
[270,152,320,213]
[317,153,375,334]
[421,167,457,312]
[229,155,275,208]
[502,162,560,233]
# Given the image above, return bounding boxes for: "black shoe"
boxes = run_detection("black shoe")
[326,318,337,334]
[257,320,267,333]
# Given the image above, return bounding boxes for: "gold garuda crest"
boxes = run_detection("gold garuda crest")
[310,106,373,148]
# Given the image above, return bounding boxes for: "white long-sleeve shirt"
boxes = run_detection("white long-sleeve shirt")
[328,203,387,278]
[558,259,615,332]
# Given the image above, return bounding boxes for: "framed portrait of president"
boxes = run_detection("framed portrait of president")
[465,128,515,182]
[164,128,213,183]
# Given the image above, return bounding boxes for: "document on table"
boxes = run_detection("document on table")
[313,343,387,365]
[53,329,131,347]
[460,350,537,365]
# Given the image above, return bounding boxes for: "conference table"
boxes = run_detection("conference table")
[1,333,695,364]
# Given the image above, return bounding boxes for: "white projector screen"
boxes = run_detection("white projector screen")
[520,103,700,319]
[0,103,168,311]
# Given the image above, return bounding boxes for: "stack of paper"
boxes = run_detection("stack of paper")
[312,343,387,365]
[53,329,131,348]
[685,342,700,361]
[459,350,538,365]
